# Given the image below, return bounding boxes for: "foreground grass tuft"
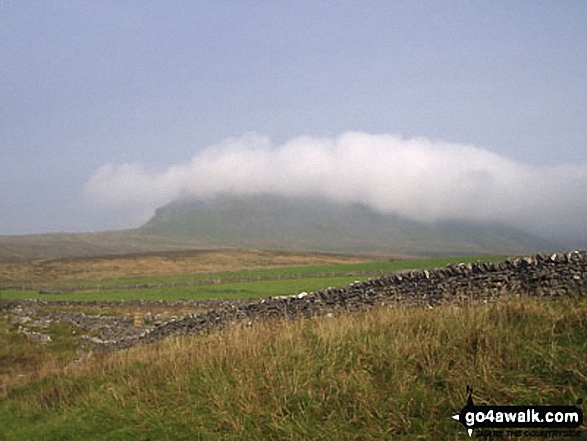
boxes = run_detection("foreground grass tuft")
[1,296,586,439]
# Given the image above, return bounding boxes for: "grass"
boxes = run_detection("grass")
[0,276,376,301]
[0,319,88,393]
[0,296,585,439]
[0,248,373,287]
[0,230,217,263]
[1,255,506,301]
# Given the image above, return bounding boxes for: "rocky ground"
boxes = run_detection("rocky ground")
[1,298,254,347]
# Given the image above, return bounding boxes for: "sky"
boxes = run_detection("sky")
[1,1,586,242]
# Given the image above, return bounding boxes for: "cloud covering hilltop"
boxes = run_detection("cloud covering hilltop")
[85,132,587,242]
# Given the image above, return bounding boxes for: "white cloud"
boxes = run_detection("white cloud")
[85,132,587,240]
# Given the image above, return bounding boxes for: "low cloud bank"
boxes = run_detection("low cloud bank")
[85,132,587,242]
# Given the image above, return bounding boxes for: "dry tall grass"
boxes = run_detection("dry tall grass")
[1,296,585,439]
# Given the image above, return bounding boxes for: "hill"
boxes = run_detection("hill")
[141,193,559,256]
[0,230,211,262]
[0,194,562,262]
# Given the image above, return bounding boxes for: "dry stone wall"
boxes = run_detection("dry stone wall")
[97,250,586,350]
[2,251,585,351]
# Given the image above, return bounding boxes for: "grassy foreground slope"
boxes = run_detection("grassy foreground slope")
[1,297,585,439]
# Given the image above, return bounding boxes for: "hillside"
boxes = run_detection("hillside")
[0,194,563,262]
[0,230,211,262]
[2,297,585,439]
[142,193,559,256]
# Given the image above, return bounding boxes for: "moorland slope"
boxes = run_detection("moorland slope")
[143,193,558,256]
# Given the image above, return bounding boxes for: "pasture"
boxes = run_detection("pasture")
[0,250,505,302]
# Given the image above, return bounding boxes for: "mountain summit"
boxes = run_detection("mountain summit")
[141,193,557,256]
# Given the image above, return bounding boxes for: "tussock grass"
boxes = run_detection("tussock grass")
[1,296,586,439]
[0,319,86,394]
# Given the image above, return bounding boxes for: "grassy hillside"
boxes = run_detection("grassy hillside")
[0,230,213,262]
[142,193,558,256]
[0,194,561,262]
[1,297,585,439]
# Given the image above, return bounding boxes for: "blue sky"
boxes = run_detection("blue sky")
[1,1,586,239]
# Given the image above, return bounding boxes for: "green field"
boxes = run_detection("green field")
[1,255,505,301]
[1,276,363,302]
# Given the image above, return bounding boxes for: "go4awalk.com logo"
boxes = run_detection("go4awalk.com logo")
[452,387,584,438]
